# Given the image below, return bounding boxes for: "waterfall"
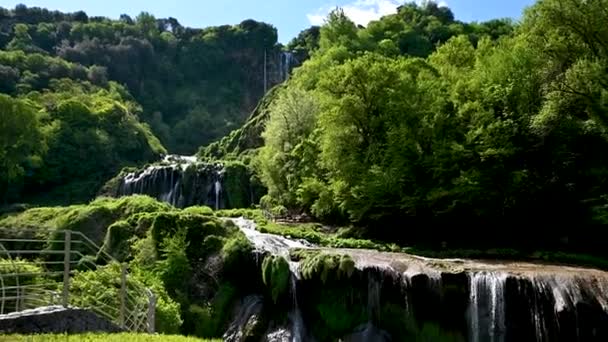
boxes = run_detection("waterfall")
[288,258,305,342]
[367,275,381,324]
[214,180,222,211]
[468,272,508,342]
[230,218,608,341]
[115,155,226,209]
[223,295,264,342]
[279,52,296,82]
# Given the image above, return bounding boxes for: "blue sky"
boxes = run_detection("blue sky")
[0,0,535,43]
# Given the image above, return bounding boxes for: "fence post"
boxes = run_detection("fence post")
[147,289,156,333]
[119,263,127,329]
[62,230,71,308]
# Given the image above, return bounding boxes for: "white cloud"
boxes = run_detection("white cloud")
[307,0,449,27]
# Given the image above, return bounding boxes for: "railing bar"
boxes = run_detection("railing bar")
[18,297,51,304]
[88,306,117,322]
[125,291,142,301]
[0,250,67,255]
[1,283,59,290]
[0,239,66,244]
[0,261,81,267]
[70,231,116,262]
[0,227,55,232]
[0,271,63,278]
[2,294,54,300]
[83,302,120,317]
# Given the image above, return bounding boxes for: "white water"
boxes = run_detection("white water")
[280,52,295,82]
[214,180,222,210]
[231,217,310,258]
[119,155,225,208]
[469,272,508,342]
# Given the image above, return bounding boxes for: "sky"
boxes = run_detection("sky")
[0,0,536,43]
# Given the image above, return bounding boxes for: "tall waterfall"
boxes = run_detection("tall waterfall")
[229,218,608,342]
[279,52,295,82]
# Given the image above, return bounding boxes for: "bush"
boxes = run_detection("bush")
[158,229,191,301]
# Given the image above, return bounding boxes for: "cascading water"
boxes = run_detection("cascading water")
[224,295,265,342]
[468,272,508,342]
[288,270,305,342]
[230,218,608,341]
[231,217,310,342]
[115,155,226,208]
[279,52,296,82]
[214,179,222,211]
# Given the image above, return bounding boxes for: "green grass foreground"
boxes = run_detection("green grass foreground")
[0,334,221,341]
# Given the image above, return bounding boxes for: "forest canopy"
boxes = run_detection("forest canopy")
[0,4,294,204]
[255,0,608,248]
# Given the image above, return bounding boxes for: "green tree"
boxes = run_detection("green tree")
[258,86,320,208]
[0,95,44,202]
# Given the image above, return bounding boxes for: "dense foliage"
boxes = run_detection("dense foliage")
[0,196,259,338]
[0,4,310,205]
[0,5,291,153]
[256,0,608,251]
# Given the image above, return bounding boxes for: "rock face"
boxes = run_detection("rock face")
[224,295,267,342]
[0,306,122,334]
[230,218,608,342]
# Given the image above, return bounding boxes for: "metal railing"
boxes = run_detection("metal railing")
[0,227,155,333]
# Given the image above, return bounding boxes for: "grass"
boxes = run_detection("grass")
[0,334,221,342]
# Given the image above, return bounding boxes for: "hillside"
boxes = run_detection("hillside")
[0,4,311,205]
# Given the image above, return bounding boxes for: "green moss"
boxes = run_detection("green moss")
[101,220,135,261]
[216,208,267,225]
[311,288,367,340]
[151,212,228,260]
[223,161,252,209]
[258,221,390,251]
[412,323,465,342]
[300,253,356,283]
[184,284,238,338]
[221,233,253,272]
[261,255,290,303]
[200,235,225,258]
[182,206,214,216]
[98,166,138,197]
[0,206,64,230]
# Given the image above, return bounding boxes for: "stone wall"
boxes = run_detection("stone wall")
[0,306,122,334]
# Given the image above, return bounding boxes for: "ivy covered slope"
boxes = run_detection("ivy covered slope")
[0,196,259,338]
[250,0,608,253]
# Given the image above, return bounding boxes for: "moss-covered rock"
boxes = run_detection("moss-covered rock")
[261,255,290,304]
[101,220,135,261]
[300,253,355,283]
